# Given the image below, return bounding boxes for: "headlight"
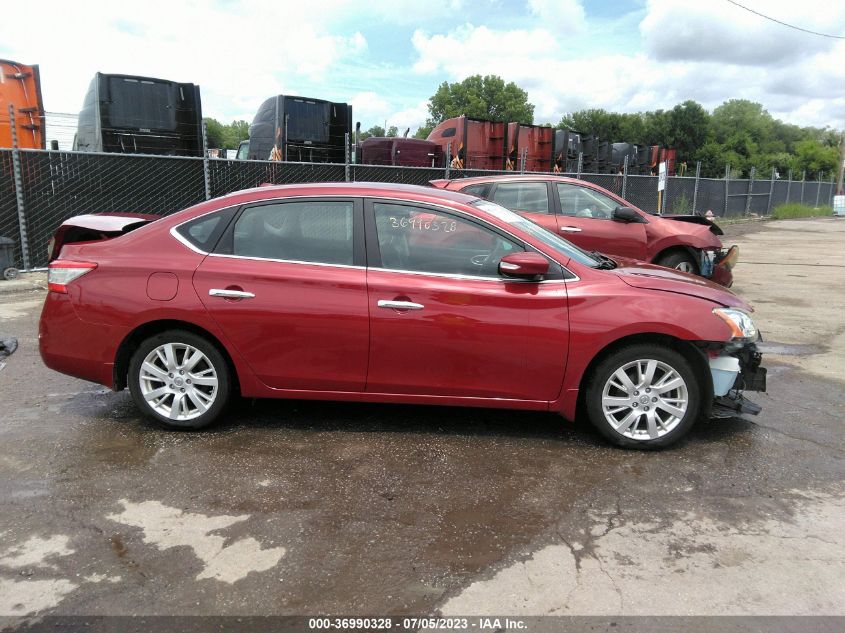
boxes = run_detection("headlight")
[713,308,757,340]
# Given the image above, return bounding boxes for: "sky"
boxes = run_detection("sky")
[2,0,845,143]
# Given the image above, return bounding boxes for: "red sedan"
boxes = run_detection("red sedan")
[431,175,738,286]
[39,183,764,448]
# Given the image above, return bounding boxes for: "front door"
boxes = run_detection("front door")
[193,198,369,391]
[364,200,569,402]
[553,182,647,260]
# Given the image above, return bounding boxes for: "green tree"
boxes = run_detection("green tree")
[666,101,711,164]
[223,120,250,148]
[425,75,534,128]
[203,117,226,148]
[413,124,434,140]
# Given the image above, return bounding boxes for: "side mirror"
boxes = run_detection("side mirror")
[499,252,549,280]
[613,206,640,222]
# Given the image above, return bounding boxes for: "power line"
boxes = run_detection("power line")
[725,0,845,39]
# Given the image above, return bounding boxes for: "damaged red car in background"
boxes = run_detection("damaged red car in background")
[431,175,738,286]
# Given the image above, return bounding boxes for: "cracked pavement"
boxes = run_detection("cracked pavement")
[0,218,843,620]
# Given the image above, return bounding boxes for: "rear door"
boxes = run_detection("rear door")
[192,198,369,391]
[553,182,647,260]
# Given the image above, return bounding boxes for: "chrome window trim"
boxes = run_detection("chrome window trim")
[207,252,365,270]
[367,266,576,284]
[169,194,580,281]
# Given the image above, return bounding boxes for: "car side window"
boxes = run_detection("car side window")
[492,182,550,214]
[461,183,491,199]
[175,207,237,252]
[557,183,618,219]
[231,201,354,265]
[372,202,523,278]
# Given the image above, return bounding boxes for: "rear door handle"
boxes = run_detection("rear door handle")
[209,288,255,299]
[378,300,424,310]
[559,226,582,233]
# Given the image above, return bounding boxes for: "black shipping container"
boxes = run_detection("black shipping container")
[74,73,203,156]
[247,95,352,163]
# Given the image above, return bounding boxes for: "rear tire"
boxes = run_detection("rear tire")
[3,267,19,281]
[585,344,701,449]
[655,251,698,275]
[128,330,231,430]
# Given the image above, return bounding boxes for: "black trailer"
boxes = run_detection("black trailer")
[74,73,203,156]
[247,95,352,163]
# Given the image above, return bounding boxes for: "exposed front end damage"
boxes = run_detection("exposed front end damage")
[700,245,738,287]
[706,339,766,418]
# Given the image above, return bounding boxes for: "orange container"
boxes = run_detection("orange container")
[0,59,45,149]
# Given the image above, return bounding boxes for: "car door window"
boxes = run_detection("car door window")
[460,183,491,199]
[557,183,617,219]
[372,202,522,277]
[492,182,550,214]
[230,201,354,265]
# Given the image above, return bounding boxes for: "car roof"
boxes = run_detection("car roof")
[224,181,478,204]
[447,174,582,186]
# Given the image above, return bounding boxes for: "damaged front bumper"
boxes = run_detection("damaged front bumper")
[702,245,738,288]
[708,339,766,418]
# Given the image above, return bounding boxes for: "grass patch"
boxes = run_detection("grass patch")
[772,203,833,220]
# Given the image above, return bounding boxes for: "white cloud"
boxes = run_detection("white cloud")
[640,0,845,66]
[527,0,586,33]
[388,99,431,132]
[409,7,845,129]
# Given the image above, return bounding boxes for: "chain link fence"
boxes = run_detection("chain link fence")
[0,147,837,272]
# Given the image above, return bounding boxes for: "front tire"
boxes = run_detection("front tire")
[128,330,232,430]
[656,251,698,275]
[585,344,701,449]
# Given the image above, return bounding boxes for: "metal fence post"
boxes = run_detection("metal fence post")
[344,133,350,183]
[766,166,776,216]
[815,172,822,207]
[745,166,755,215]
[832,174,836,205]
[201,120,211,200]
[7,105,31,271]
[576,152,583,179]
[800,170,806,204]
[786,170,792,203]
[724,164,730,216]
[692,161,701,213]
[621,155,629,200]
[445,142,451,179]
[520,148,527,174]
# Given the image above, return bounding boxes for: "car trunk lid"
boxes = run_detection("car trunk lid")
[47,213,160,262]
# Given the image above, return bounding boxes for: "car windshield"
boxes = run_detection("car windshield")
[470,199,602,268]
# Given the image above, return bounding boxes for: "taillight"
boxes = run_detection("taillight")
[48,260,97,293]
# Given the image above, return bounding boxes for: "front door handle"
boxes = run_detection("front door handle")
[209,288,255,299]
[559,226,582,233]
[378,299,424,311]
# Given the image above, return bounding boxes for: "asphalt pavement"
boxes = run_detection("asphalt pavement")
[0,218,843,625]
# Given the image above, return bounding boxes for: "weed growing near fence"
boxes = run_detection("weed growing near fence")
[772,203,833,220]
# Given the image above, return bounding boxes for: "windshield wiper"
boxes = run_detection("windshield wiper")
[591,251,618,270]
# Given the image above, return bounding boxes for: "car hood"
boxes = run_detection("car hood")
[612,258,751,310]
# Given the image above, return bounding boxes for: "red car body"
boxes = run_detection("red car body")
[431,175,736,287]
[39,183,762,446]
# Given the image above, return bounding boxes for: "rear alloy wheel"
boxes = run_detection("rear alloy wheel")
[656,251,698,275]
[128,330,231,430]
[586,345,701,449]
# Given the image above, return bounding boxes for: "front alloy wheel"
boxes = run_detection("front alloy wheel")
[128,330,231,430]
[586,345,701,449]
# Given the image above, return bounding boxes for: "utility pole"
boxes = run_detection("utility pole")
[836,131,845,195]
